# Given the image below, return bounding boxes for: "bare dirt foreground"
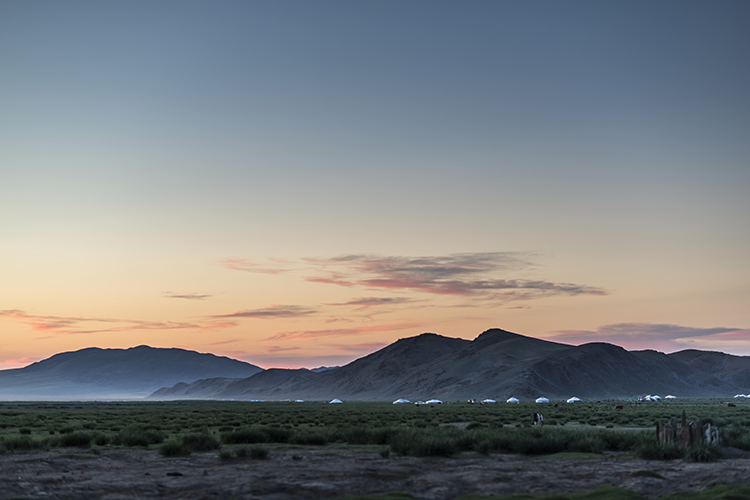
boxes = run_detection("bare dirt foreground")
[2,447,750,500]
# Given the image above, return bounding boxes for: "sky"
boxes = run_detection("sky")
[1,0,749,370]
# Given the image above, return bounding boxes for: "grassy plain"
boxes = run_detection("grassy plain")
[1,398,748,460]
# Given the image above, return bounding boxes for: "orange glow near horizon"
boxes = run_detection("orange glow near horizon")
[2,251,749,371]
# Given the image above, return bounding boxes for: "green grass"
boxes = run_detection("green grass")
[0,399,748,461]
[661,484,750,499]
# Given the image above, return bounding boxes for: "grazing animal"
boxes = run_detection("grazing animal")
[615,405,624,410]
[728,403,736,407]
[533,413,544,426]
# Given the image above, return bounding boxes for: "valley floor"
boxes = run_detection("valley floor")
[2,447,750,500]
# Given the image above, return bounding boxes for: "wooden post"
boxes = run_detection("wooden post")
[656,414,721,450]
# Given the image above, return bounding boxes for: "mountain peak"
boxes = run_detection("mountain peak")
[472,328,523,345]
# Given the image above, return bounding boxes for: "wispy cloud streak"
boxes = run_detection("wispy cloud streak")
[220,252,607,304]
[163,292,212,300]
[326,297,415,309]
[211,305,317,319]
[324,342,387,353]
[265,322,421,342]
[218,258,290,275]
[305,253,606,300]
[0,309,232,336]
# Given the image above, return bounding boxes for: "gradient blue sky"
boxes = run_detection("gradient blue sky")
[1,1,749,369]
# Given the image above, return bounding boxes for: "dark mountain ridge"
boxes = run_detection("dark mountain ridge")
[668,349,750,392]
[0,345,262,400]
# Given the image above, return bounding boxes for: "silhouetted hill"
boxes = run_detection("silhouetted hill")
[669,349,750,391]
[525,343,726,398]
[0,346,263,400]
[150,328,750,401]
[167,333,471,401]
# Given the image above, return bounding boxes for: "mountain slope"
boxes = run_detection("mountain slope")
[669,349,750,392]
[199,333,471,401]
[0,346,263,400]
[521,343,730,398]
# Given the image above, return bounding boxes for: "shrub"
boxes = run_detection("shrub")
[685,444,721,462]
[250,447,268,460]
[1,435,47,452]
[636,439,684,460]
[57,431,93,448]
[389,429,458,457]
[338,426,374,444]
[220,429,260,444]
[596,430,644,452]
[181,433,220,452]
[221,426,290,445]
[114,426,164,447]
[159,441,191,457]
[290,431,329,446]
[722,425,750,451]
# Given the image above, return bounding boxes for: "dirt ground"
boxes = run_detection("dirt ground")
[2,447,750,500]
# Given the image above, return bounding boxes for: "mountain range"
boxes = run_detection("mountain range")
[2,329,749,401]
[150,329,749,401]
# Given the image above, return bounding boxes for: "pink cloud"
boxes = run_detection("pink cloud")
[163,292,212,300]
[211,305,317,319]
[205,338,242,346]
[0,309,233,336]
[266,345,302,353]
[217,258,290,274]
[265,322,422,342]
[325,297,415,309]
[223,252,606,303]
[305,277,355,287]
[325,342,387,353]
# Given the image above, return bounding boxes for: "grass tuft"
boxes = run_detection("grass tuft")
[159,440,191,457]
